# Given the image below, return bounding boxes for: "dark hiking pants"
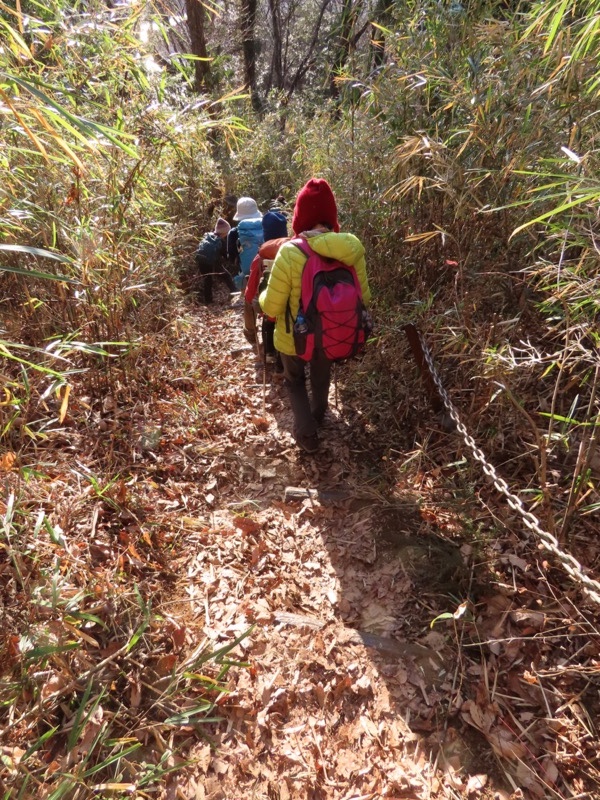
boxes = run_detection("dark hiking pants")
[262,318,276,356]
[243,309,277,357]
[197,257,236,304]
[280,351,332,438]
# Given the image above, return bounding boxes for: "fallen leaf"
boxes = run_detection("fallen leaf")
[510,609,545,630]
[168,623,186,650]
[361,601,396,635]
[359,714,378,738]
[332,675,352,700]
[0,746,25,773]
[196,743,212,774]
[542,757,559,785]
[129,677,142,708]
[45,760,61,777]
[0,451,16,471]
[235,517,261,535]
[77,706,104,754]
[466,773,488,794]
[461,700,495,734]
[58,383,71,423]
[352,674,372,695]
[487,729,527,760]
[156,653,178,675]
[41,673,69,700]
[211,758,229,776]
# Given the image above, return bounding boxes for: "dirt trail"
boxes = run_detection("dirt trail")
[4,284,598,799]
[161,290,490,800]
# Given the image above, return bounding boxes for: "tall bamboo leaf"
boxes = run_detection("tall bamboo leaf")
[0,244,74,263]
[4,73,139,158]
[510,191,600,237]
[544,0,571,53]
[0,265,78,283]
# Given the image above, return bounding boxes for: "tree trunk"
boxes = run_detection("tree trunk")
[329,0,366,101]
[369,0,391,70]
[286,0,334,98]
[240,0,261,111]
[329,0,355,100]
[266,0,284,91]
[185,0,212,93]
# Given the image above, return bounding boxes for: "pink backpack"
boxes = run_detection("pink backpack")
[292,237,370,362]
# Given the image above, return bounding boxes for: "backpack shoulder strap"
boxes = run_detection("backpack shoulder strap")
[285,238,311,334]
[292,237,342,266]
[291,237,311,257]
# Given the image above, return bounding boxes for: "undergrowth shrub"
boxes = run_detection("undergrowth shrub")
[237,0,600,539]
[1,8,255,795]
[0,4,245,443]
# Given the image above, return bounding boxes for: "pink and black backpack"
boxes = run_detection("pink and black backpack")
[291,237,371,362]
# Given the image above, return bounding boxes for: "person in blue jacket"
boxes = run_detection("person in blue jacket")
[226,197,264,290]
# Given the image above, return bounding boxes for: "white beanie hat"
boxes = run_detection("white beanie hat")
[233,197,262,222]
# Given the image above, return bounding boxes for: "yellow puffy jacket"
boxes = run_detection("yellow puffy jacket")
[259,231,371,356]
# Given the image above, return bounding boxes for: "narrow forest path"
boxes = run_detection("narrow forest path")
[6,279,597,799]
[152,285,498,800]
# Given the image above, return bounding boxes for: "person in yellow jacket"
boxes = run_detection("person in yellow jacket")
[259,178,371,454]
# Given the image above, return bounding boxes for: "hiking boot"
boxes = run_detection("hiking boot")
[294,431,319,454]
[312,407,328,426]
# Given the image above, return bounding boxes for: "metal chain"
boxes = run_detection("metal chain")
[416,328,600,606]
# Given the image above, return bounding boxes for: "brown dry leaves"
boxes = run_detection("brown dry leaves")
[2,290,600,799]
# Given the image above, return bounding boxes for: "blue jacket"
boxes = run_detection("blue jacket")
[237,219,264,277]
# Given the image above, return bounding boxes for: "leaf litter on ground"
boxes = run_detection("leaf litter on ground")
[1,284,599,799]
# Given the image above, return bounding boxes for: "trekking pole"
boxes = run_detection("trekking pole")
[333,362,338,409]
[259,316,267,416]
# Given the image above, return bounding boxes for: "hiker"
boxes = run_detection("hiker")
[243,210,289,364]
[268,194,288,214]
[226,197,264,291]
[222,193,238,227]
[195,217,237,304]
[259,178,371,454]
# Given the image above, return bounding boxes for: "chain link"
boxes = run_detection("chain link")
[416,328,600,606]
